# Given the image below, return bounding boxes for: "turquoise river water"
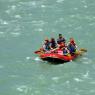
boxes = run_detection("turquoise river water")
[0,0,95,95]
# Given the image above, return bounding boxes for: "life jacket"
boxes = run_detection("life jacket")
[50,41,57,49]
[43,42,51,51]
[70,40,76,46]
[67,43,76,53]
[63,48,68,55]
[57,38,66,44]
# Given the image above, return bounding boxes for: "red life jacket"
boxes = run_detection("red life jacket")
[70,40,76,46]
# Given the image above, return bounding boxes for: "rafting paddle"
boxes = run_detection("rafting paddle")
[80,48,87,52]
[34,50,41,54]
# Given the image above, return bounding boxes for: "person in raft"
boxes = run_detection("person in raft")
[50,38,57,49]
[57,34,66,45]
[67,38,77,55]
[62,47,70,55]
[42,38,51,52]
[57,42,70,56]
[69,38,77,48]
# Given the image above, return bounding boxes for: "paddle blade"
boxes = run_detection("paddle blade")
[80,48,87,52]
[34,50,41,54]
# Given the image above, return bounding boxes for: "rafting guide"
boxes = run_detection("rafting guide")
[57,34,66,44]
[34,34,87,63]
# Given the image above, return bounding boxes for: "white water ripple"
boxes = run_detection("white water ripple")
[16,85,28,93]
[82,57,92,64]
[0,20,8,25]
[10,32,21,37]
[52,77,60,83]
[82,71,89,78]
[14,15,22,19]
[0,32,4,34]
[5,5,16,14]
[56,0,65,3]
[74,78,83,82]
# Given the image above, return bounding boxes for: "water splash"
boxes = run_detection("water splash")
[26,57,31,60]
[34,57,41,61]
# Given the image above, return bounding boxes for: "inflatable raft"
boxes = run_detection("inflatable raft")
[34,50,80,63]
[34,48,87,63]
[40,53,78,63]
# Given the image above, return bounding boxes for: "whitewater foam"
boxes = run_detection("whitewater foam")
[34,57,41,61]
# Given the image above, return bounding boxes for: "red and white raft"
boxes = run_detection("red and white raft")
[34,49,83,63]
[34,48,87,63]
[40,53,78,63]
